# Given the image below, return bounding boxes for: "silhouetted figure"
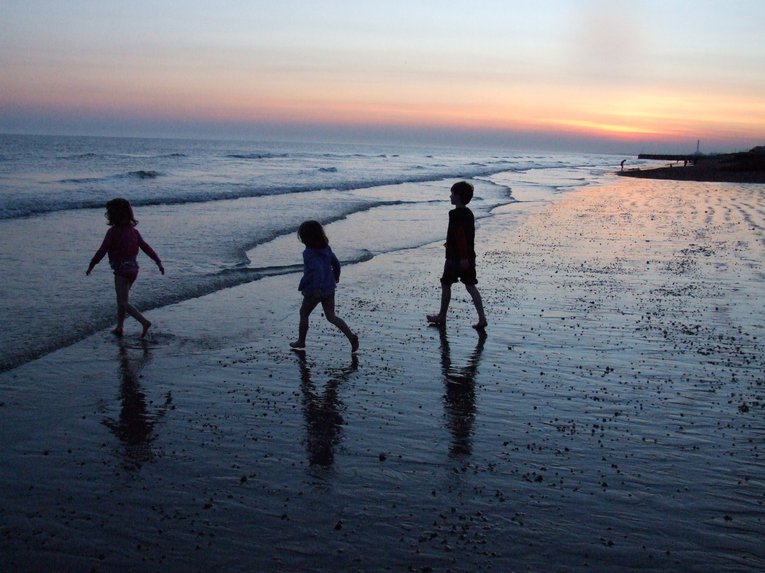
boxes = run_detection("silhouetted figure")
[296,352,358,467]
[102,341,171,470]
[620,159,626,171]
[427,181,487,330]
[290,220,359,353]
[440,329,486,457]
[87,198,164,337]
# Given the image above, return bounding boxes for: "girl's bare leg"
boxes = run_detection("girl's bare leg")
[321,295,359,351]
[291,297,320,348]
[114,275,151,336]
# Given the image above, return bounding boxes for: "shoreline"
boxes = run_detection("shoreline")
[1,177,764,572]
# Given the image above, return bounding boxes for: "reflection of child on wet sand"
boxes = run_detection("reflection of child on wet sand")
[86,198,164,337]
[427,181,487,329]
[290,220,359,353]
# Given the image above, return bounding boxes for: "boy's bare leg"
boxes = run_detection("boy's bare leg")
[466,284,487,329]
[427,283,451,325]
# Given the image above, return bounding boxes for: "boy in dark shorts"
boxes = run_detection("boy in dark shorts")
[427,181,487,330]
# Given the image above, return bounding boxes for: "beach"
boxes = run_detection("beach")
[1,175,764,572]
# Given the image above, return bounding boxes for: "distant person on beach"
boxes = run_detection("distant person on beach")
[427,181,487,330]
[620,159,626,171]
[86,198,164,337]
[290,220,359,352]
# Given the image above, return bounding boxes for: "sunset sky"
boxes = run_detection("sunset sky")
[2,0,764,152]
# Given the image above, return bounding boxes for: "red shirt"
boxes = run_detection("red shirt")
[90,225,161,271]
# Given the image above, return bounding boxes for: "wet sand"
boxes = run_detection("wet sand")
[1,177,764,572]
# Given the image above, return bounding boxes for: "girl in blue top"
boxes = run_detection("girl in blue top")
[291,220,359,352]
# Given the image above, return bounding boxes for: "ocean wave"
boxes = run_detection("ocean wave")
[225,153,289,160]
[320,153,383,159]
[1,164,523,220]
[58,170,162,184]
[59,176,102,183]
[318,167,338,173]
[0,151,612,221]
[57,152,107,160]
[119,170,162,179]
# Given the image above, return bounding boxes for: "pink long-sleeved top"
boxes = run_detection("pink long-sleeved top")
[89,225,161,272]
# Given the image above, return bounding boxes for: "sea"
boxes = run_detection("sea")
[0,133,627,372]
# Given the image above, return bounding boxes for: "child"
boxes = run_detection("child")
[427,181,487,330]
[86,198,164,337]
[290,220,359,352]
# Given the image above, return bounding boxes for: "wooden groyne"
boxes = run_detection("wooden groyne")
[638,153,704,162]
[637,153,709,165]
[620,146,765,183]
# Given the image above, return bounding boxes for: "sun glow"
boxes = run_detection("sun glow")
[546,119,663,138]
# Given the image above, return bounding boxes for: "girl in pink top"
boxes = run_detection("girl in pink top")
[87,198,164,337]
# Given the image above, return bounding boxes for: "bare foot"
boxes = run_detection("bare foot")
[141,321,152,338]
[111,327,123,337]
[426,314,445,326]
[290,341,306,350]
[472,320,488,330]
[350,334,359,353]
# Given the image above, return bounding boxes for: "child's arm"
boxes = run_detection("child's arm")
[331,251,341,283]
[86,229,112,275]
[137,231,164,274]
[454,223,471,269]
[298,250,319,295]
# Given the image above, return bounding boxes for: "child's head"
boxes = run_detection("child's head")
[450,181,474,205]
[105,198,137,226]
[297,220,329,249]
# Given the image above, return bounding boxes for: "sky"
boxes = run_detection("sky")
[1,0,764,153]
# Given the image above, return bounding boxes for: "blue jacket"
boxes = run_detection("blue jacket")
[298,246,341,298]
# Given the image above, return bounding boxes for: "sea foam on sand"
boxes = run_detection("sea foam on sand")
[1,177,763,572]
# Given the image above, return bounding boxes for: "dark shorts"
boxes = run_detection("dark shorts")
[301,290,335,307]
[440,258,477,286]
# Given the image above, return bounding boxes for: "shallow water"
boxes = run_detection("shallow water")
[0,134,619,371]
